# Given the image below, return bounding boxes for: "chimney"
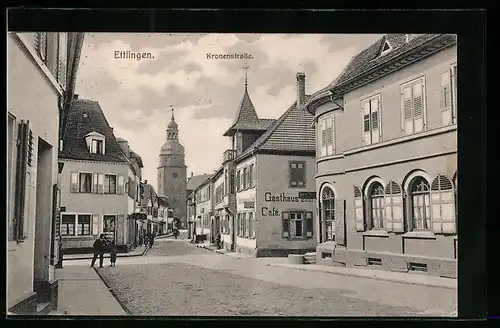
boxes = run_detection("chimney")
[117,138,130,158]
[191,172,193,178]
[144,180,148,184]
[74,94,79,100]
[296,72,306,109]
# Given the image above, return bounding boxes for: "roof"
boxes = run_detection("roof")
[187,174,212,191]
[129,150,144,168]
[306,34,456,107]
[60,99,127,163]
[234,95,315,163]
[223,88,269,136]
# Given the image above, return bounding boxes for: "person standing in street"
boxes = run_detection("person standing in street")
[90,234,106,268]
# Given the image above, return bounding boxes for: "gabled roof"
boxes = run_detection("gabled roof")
[60,99,127,163]
[234,95,315,163]
[223,88,269,136]
[187,174,212,191]
[305,34,458,112]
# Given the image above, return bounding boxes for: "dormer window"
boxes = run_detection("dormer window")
[380,41,392,56]
[92,139,103,154]
[85,131,106,155]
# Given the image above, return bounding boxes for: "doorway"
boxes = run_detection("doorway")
[33,137,53,300]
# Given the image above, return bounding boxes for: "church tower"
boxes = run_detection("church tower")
[158,107,187,227]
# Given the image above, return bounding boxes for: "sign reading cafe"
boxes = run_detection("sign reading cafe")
[261,191,315,216]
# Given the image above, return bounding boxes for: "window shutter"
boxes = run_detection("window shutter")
[334,199,346,246]
[353,186,365,232]
[117,214,125,245]
[413,81,424,132]
[326,116,334,155]
[402,86,413,135]
[289,162,298,187]
[319,118,327,157]
[440,71,452,126]
[92,214,100,235]
[70,171,79,193]
[282,211,290,238]
[370,98,380,144]
[451,65,457,123]
[236,171,240,192]
[117,175,125,194]
[305,211,313,237]
[91,173,98,194]
[98,173,104,194]
[430,175,456,234]
[298,162,305,187]
[15,121,32,241]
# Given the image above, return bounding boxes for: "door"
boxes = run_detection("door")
[103,215,116,243]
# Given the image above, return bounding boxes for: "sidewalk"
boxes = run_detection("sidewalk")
[267,263,457,290]
[62,245,149,261]
[197,242,253,259]
[50,266,127,315]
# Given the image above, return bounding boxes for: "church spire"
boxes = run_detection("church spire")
[171,105,175,121]
[167,105,179,141]
[243,63,249,91]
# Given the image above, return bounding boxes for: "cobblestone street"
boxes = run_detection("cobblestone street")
[92,238,457,317]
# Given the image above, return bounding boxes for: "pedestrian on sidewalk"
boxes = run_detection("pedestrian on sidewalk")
[90,234,106,268]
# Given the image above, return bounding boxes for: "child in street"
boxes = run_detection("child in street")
[110,244,117,267]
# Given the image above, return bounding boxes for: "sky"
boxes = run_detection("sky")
[75,33,383,191]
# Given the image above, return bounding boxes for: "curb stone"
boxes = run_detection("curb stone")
[267,263,457,290]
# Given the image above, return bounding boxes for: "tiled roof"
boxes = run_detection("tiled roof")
[223,88,268,136]
[59,99,127,163]
[235,95,315,162]
[307,34,455,103]
[259,118,277,128]
[187,174,212,191]
[129,150,144,168]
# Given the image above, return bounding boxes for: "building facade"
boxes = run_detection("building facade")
[305,34,458,278]
[157,110,187,228]
[7,32,83,314]
[194,178,212,240]
[186,173,212,238]
[228,73,318,257]
[59,98,137,253]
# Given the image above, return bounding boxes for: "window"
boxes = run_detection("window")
[289,161,306,187]
[90,139,104,154]
[401,77,426,135]
[249,212,255,238]
[104,174,117,194]
[77,215,91,235]
[384,181,404,232]
[61,214,76,236]
[103,215,116,233]
[430,174,456,234]
[79,173,92,193]
[409,177,431,231]
[235,132,243,153]
[362,95,381,145]
[318,113,335,157]
[224,170,228,195]
[243,167,248,190]
[368,182,385,230]
[322,187,335,241]
[380,41,392,55]
[282,211,313,239]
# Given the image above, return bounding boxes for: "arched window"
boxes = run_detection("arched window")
[409,177,431,231]
[384,181,404,232]
[368,182,385,230]
[354,186,364,231]
[321,186,335,241]
[430,174,456,234]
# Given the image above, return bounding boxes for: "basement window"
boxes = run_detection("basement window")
[321,252,332,259]
[367,257,382,266]
[408,262,428,273]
